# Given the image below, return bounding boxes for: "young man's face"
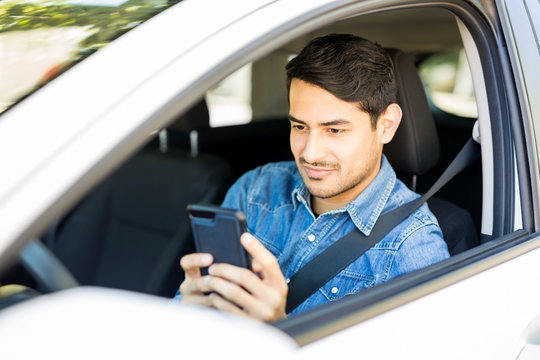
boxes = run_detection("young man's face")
[289,79,389,210]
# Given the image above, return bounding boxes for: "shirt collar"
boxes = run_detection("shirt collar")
[345,155,396,235]
[292,177,311,210]
[291,155,396,235]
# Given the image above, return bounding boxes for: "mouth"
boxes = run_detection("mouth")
[303,164,335,179]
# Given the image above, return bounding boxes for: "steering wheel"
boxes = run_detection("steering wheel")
[0,239,77,309]
[19,239,79,292]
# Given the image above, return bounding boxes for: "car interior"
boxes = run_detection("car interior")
[0,6,485,306]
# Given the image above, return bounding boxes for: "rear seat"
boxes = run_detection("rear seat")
[168,118,292,179]
[48,103,233,297]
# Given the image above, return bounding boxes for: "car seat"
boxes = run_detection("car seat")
[47,104,233,297]
[383,48,478,255]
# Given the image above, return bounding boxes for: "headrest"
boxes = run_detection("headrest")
[168,98,210,132]
[383,49,439,176]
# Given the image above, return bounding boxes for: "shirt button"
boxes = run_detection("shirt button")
[286,278,290,284]
[331,287,339,294]
[296,194,302,202]
[307,234,315,242]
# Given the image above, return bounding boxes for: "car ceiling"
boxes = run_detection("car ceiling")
[281,7,463,55]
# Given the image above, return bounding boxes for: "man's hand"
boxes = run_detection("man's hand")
[179,233,288,322]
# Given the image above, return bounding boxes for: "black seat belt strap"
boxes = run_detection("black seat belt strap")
[286,138,480,313]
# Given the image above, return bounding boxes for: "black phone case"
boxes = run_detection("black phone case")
[187,204,251,273]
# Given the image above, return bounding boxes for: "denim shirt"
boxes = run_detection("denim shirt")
[220,156,449,315]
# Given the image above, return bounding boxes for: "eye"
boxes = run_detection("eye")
[328,128,344,134]
[291,124,306,131]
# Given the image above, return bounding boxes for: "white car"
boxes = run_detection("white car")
[0,0,539,358]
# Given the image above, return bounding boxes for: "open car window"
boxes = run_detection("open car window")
[418,49,477,119]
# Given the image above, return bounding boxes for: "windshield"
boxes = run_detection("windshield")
[0,0,181,114]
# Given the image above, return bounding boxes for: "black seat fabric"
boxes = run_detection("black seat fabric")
[383,48,478,255]
[50,147,232,297]
[384,49,440,176]
[427,197,478,255]
[168,119,293,179]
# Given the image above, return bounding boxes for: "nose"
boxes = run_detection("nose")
[301,131,327,164]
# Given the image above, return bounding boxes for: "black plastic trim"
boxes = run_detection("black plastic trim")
[437,1,515,237]
[495,1,536,232]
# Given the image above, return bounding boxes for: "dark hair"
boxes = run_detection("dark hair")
[286,34,397,128]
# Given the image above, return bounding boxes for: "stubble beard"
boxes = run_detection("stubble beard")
[297,153,380,201]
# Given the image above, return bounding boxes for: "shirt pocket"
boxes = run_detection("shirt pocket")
[320,270,376,301]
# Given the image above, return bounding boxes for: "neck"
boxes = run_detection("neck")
[311,185,366,214]
[312,196,348,215]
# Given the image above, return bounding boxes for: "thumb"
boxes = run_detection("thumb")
[240,233,285,285]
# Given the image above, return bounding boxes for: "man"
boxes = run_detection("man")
[176,34,449,322]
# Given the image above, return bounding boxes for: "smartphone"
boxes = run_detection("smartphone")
[187,204,252,274]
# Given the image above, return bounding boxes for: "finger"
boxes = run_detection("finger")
[180,253,213,278]
[208,264,287,322]
[180,293,212,307]
[208,293,248,317]
[207,283,276,322]
[205,268,261,309]
[240,233,285,285]
[206,275,280,321]
[179,275,214,296]
[208,263,277,305]
[251,260,263,274]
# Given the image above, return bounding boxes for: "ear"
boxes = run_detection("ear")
[378,103,402,144]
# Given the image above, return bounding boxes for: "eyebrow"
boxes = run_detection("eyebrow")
[288,114,351,127]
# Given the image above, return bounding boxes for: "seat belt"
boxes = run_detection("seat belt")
[286,138,481,313]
